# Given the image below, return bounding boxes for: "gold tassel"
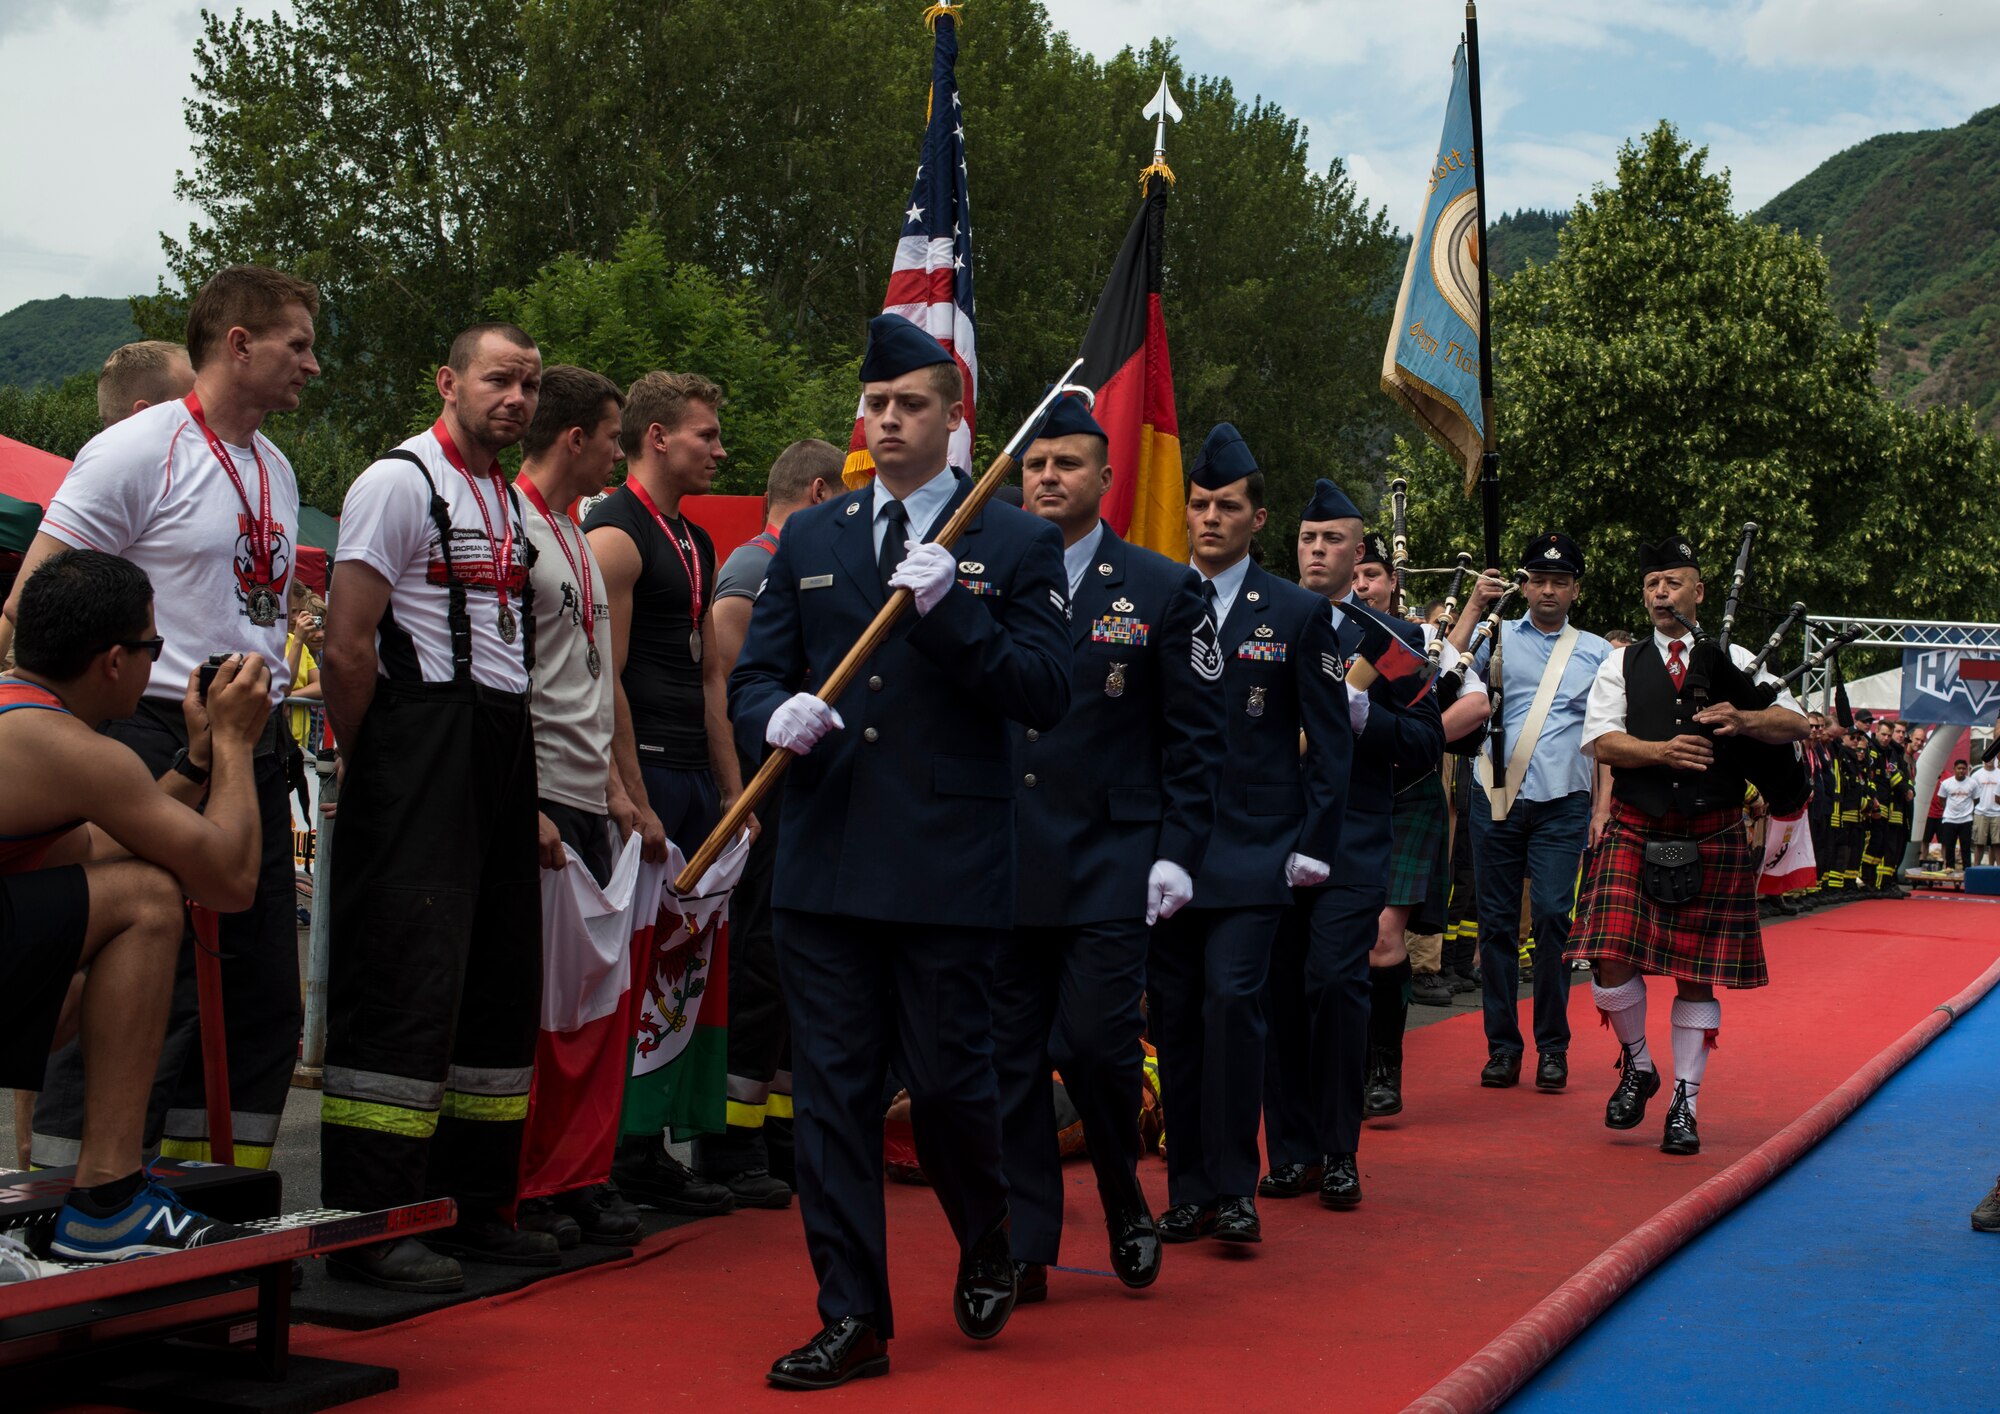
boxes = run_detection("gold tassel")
[923,2,960,32]
[1137,158,1178,193]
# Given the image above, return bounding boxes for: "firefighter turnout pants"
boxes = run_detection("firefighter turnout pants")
[321,681,543,1216]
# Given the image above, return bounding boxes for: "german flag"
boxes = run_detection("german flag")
[1076,172,1184,559]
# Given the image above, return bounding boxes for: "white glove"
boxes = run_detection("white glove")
[1284,852,1330,888]
[1346,682,1371,734]
[765,692,844,755]
[889,539,957,616]
[1145,859,1195,926]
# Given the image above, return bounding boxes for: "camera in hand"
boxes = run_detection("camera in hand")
[197,651,233,701]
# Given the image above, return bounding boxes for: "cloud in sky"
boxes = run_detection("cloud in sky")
[0,0,1991,314]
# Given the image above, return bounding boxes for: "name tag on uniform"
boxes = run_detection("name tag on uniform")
[1238,640,1288,663]
[1091,615,1150,646]
[801,574,834,590]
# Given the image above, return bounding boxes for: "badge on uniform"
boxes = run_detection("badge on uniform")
[801,574,834,590]
[1320,651,1346,681]
[1049,586,1070,619]
[1092,615,1150,646]
[1112,597,1135,612]
[957,577,999,596]
[1104,661,1128,698]
[1246,686,1267,718]
[1191,611,1224,683]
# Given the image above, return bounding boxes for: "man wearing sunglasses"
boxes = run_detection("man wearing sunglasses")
[0,549,273,1258]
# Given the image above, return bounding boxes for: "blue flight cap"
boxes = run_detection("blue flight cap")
[1033,387,1106,441]
[1301,477,1362,523]
[1191,422,1259,489]
[859,313,953,383]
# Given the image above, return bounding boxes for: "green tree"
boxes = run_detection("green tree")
[488,225,856,493]
[147,0,1400,520]
[1394,123,2000,634]
[0,372,101,460]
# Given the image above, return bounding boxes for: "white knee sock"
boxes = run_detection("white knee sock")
[1592,976,1652,1072]
[1669,997,1721,1115]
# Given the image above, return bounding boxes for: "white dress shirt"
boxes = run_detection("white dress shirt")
[870,466,957,557]
[1582,627,1802,756]
[1193,553,1251,625]
[1062,521,1107,598]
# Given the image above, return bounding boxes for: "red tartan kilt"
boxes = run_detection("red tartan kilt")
[1568,801,1769,989]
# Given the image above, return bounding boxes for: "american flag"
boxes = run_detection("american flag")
[843,4,976,484]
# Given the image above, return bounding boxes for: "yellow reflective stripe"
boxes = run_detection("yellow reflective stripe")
[765,1091,795,1120]
[322,1095,440,1138]
[158,1138,275,1169]
[726,1100,768,1129]
[440,1090,530,1122]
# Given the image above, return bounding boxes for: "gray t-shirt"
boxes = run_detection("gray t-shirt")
[524,506,616,813]
[714,539,776,604]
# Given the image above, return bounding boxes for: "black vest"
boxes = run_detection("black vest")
[1609,641,1746,818]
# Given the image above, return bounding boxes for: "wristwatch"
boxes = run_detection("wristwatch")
[170,747,211,787]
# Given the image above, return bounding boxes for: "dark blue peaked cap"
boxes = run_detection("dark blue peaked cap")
[859,313,952,382]
[1034,387,1106,441]
[1301,477,1362,523]
[1191,422,1259,488]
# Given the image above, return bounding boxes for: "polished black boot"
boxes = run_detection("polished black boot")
[1660,1080,1701,1155]
[1013,1260,1049,1305]
[1535,1051,1569,1092]
[1106,1206,1162,1287]
[1256,1162,1323,1198]
[767,1318,889,1390]
[1364,1049,1404,1118]
[1605,1048,1662,1131]
[1157,1203,1217,1242]
[1480,1051,1522,1088]
[1319,1153,1362,1210]
[953,1220,1018,1340]
[1210,1196,1261,1243]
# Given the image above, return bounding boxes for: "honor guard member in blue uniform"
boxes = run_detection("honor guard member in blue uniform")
[731,314,1072,1389]
[1451,533,1613,1092]
[995,392,1226,1303]
[1261,479,1443,1212]
[1149,425,1351,1247]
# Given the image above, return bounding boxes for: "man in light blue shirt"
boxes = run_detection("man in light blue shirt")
[1450,532,1612,1092]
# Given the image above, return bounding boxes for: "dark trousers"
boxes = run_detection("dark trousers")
[698,769,791,1178]
[1443,772,1480,974]
[1264,884,1378,1163]
[992,918,1149,1264]
[540,798,613,887]
[1148,904,1284,1208]
[321,682,543,1216]
[640,763,719,856]
[31,709,299,1169]
[1472,789,1590,1058]
[1938,820,1973,870]
[774,909,1007,1340]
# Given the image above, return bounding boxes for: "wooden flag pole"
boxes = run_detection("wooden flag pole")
[673,360,1090,893]
[1464,0,1501,575]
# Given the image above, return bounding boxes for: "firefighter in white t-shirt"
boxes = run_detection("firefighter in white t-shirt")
[2,266,319,1172]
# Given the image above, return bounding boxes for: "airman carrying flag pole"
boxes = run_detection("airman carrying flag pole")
[1382,1,1498,572]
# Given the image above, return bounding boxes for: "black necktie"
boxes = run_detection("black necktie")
[1200,579,1218,620]
[878,500,909,592]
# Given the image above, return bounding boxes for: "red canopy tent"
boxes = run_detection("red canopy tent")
[0,433,72,507]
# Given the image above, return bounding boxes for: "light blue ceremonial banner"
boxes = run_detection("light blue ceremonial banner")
[1900,627,2000,725]
[1381,44,1487,484]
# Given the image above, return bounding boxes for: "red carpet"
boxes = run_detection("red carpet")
[282,898,1996,1412]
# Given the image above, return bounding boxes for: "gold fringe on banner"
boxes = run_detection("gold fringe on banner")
[1136,158,1177,193]
[922,1,961,31]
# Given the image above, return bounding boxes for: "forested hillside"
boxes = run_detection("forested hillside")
[0,296,141,388]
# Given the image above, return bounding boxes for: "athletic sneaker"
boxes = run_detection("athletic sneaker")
[0,1230,64,1282]
[50,1179,255,1262]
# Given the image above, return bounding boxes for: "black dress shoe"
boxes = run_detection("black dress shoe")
[1106,1208,1162,1288]
[1971,1178,2000,1232]
[326,1237,464,1293]
[611,1145,736,1216]
[1412,971,1456,1006]
[953,1223,1017,1340]
[429,1216,562,1268]
[767,1317,889,1390]
[552,1184,644,1246]
[1256,1162,1323,1198]
[1210,1196,1261,1243]
[516,1197,582,1250]
[1013,1260,1049,1304]
[1535,1051,1569,1092]
[1319,1153,1361,1210]
[1364,1052,1404,1118]
[1157,1203,1217,1242]
[1605,1054,1662,1130]
[1480,1051,1522,1088]
[1660,1081,1701,1155]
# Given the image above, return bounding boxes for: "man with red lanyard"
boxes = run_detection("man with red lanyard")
[509,364,646,1249]
[320,322,552,1292]
[584,371,744,1217]
[697,439,839,1207]
[2,265,318,1173]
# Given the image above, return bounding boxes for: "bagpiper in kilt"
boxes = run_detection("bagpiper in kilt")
[1568,532,1807,1158]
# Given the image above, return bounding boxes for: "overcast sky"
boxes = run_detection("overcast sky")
[1,0,1993,316]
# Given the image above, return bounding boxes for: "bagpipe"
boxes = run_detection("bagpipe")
[1385,477,1486,757]
[1670,521,1811,815]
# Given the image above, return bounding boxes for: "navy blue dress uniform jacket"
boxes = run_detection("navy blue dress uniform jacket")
[1191,560,1352,910]
[1015,525,1226,928]
[729,472,1072,928]
[1325,600,1446,888]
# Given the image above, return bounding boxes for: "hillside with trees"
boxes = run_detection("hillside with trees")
[0,296,141,389]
